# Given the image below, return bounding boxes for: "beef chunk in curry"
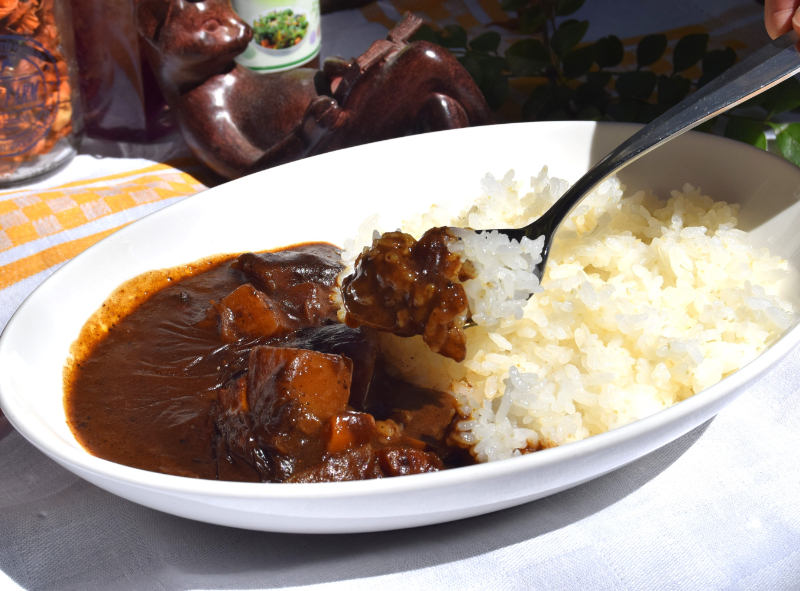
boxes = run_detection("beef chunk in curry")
[340,227,475,362]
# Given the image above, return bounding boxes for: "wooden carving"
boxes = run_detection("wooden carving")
[136,0,493,179]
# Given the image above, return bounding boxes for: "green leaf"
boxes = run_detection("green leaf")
[470,53,507,110]
[636,34,667,68]
[410,24,438,44]
[594,35,623,68]
[469,31,501,52]
[500,0,529,11]
[562,45,595,79]
[606,99,643,122]
[657,74,691,105]
[477,54,506,84]
[551,20,589,57]
[484,72,509,110]
[544,109,570,120]
[724,118,766,149]
[697,47,736,86]
[776,123,800,166]
[458,54,483,87]
[673,33,708,73]
[555,0,586,16]
[522,84,555,120]
[586,71,612,87]
[436,24,468,49]
[521,83,573,120]
[520,6,545,34]
[615,70,657,100]
[577,105,603,120]
[575,82,609,110]
[505,38,550,76]
[762,78,800,117]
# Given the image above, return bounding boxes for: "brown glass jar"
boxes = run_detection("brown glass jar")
[0,0,83,186]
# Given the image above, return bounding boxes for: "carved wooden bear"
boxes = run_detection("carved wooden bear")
[136,0,493,179]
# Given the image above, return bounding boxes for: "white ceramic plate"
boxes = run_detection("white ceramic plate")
[2,122,800,534]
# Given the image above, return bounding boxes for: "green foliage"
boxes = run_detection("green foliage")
[616,71,657,100]
[562,44,595,79]
[411,0,800,167]
[774,124,800,166]
[637,34,667,68]
[551,19,589,56]
[725,118,766,149]
[763,78,800,116]
[437,24,468,49]
[657,74,691,105]
[698,47,736,86]
[505,38,549,76]
[672,33,708,73]
[520,6,545,34]
[470,31,501,52]
[594,35,623,68]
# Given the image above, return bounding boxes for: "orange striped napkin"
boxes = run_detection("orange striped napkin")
[0,158,219,331]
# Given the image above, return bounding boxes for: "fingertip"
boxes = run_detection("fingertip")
[765,2,800,39]
[793,7,800,36]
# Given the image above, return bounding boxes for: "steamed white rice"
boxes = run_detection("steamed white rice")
[340,167,796,463]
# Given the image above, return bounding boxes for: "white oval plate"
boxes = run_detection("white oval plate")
[2,122,800,534]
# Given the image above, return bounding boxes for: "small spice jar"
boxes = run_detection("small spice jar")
[0,0,83,186]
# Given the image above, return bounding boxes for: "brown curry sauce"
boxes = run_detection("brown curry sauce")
[64,244,473,483]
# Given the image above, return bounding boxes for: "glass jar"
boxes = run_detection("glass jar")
[0,0,84,187]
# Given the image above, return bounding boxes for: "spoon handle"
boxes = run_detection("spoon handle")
[531,31,800,246]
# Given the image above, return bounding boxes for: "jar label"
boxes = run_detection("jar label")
[232,0,321,72]
[0,35,60,158]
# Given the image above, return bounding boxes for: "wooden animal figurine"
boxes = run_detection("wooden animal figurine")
[136,0,493,179]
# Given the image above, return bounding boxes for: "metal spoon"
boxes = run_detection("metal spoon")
[491,30,800,281]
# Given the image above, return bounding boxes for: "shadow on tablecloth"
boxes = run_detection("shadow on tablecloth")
[0,419,711,591]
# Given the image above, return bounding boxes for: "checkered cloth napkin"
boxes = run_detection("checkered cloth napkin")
[0,158,217,331]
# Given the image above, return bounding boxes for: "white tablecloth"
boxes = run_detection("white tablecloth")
[3,2,800,590]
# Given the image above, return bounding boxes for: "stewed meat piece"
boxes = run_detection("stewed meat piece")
[211,283,296,343]
[212,346,353,482]
[283,324,378,410]
[287,412,382,483]
[340,227,475,362]
[377,447,443,477]
[234,244,343,326]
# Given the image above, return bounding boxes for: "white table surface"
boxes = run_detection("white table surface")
[3,2,799,590]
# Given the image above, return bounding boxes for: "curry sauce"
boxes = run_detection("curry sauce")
[64,244,473,482]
